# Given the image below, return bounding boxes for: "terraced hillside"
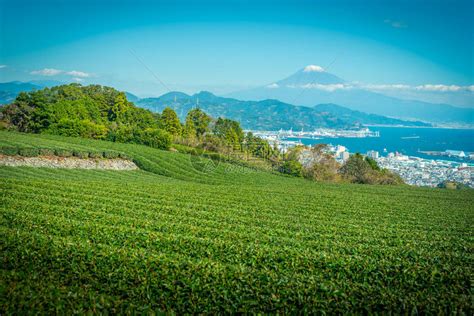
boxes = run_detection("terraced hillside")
[0,131,472,313]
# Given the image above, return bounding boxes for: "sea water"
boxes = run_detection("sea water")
[285,127,474,162]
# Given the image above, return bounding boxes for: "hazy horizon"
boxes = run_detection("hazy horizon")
[0,0,473,107]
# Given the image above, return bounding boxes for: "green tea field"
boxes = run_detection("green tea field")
[0,131,472,313]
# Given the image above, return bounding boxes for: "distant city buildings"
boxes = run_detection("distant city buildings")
[247,128,474,188]
[377,155,473,188]
[366,150,379,159]
[249,127,380,142]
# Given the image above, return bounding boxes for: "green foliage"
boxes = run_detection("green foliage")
[46,118,108,139]
[38,148,55,156]
[182,119,196,141]
[279,160,303,177]
[118,152,131,160]
[88,151,104,159]
[0,92,36,132]
[161,107,182,136]
[103,150,120,159]
[244,132,279,160]
[198,134,224,152]
[213,117,244,149]
[1,84,163,147]
[437,180,470,190]
[54,148,73,157]
[339,153,371,183]
[365,156,381,171]
[301,144,340,182]
[0,146,19,156]
[0,130,471,314]
[139,128,172,150]
[304,161,340,182]
[340,153,402,185]
[108,92,129,122]
[18,147,40,157]
[73,150,90,159]
[185,108,211,138]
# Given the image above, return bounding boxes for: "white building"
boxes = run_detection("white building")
[366,150,379,159]
[335,145,347,155]
[339,151,350,162]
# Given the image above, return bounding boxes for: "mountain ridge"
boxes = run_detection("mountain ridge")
[137,90,430,130]
[227,66,473,125]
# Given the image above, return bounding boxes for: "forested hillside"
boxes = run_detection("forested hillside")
[0,84,172,148]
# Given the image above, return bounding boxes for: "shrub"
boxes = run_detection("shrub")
[173,144,200,156]
[19,147,40,157]
[103,151,120,159]
[0,146,19,156]
[203,152,222,162]
[279,160,303,177]
[340,154,403,185]
[73,150,90,159]
[339,153,372,184]
[138,128,172,150]
[199,134,224,152]
[365,157,381,171]
[109,125,135,143]
[38,148,55,156]
[118,152,131,160]
[45,119,108,140]
[437,180,469,190]
[303,162,341,182]
[55,149,73,157]
[88,151,103,159]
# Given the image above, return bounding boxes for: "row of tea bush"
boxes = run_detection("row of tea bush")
[0,146,130,160]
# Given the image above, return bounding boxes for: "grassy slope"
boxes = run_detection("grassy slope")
[0,131,472,313]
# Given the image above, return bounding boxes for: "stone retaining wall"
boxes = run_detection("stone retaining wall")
[0,155,138,170]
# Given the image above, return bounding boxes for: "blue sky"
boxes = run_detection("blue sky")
[0,0,472,105]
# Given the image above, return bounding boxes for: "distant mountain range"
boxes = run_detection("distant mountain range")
[0,82,42,105]
[0,81,65,105]
[137,91,430,130]
[227,66,474,126]
[0,81,437,130]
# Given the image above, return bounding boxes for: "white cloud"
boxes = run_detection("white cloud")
[362,84,411,90]
[266,83,279,89]
[414,84,463,92]
[302,83,347,92]
[384,19,407,28]
[363,83,472,92]
[30,68,92,78]
[66,70,90,78]
[303,65,325,72]
[0,65,6,69]
[30,68,63,76]
[285,82,474,93]
[72,77,84,82]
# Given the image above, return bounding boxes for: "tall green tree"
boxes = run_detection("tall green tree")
[339,153,372,184]
[185,108,211,138]
[161,107,182,136]
[213,117,244,148]
[109,93,129,122]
